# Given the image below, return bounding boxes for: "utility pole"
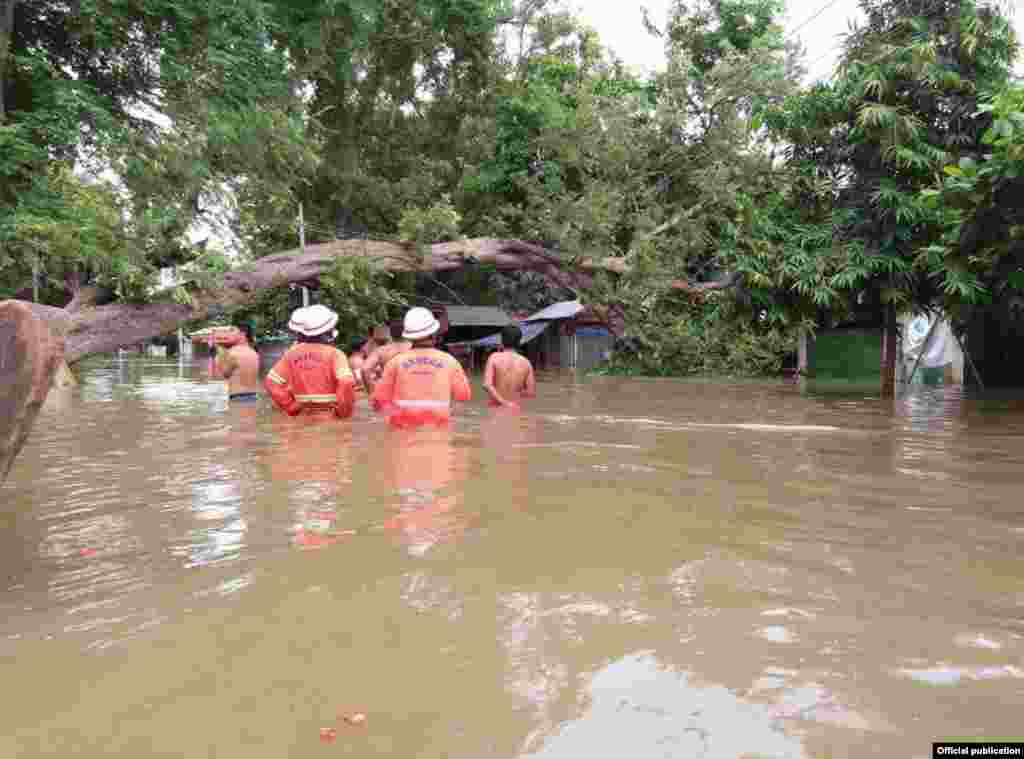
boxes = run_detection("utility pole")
[299,202,310,307]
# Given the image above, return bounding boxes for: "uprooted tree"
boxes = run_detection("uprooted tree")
[22,237,741,365]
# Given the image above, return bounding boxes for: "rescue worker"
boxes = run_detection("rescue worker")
[482,323,536,410]
[264,305,355,418]
[362,321,412,395]
[371,307,471,427]
[215,324,262,401]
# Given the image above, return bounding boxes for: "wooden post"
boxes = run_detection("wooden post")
[798,331,814,376]
[881,303,898,398]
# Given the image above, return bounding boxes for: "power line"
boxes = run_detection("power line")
[786,0,849,39]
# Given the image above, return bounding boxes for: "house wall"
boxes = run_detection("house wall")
[575,330,613,370]
[806,328,883,383]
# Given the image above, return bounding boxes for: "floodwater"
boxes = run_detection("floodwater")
[2,357,1023,758]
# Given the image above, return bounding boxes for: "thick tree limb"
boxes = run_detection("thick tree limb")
[46,238,738,364]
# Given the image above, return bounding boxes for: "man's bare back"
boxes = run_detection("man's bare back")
[217,341,261,398]
[483,348,535,408]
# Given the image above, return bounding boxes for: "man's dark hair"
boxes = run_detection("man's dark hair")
[293,330,335,345]
[349,338,367,354]
[501,323,522,350]
[231,321,254,344]
[390,321,403,340]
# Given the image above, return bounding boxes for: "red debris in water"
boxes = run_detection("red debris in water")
[78,548,97,557]
[294,529,356,548]
[319,727,337,742]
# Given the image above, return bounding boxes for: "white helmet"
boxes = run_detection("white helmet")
[402,307,441,340]
[288,304,338,337]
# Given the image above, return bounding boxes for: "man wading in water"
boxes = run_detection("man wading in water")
[371,307,471,427]
[265,305,356,418]
[482,324,536,410]
[348,338,369,394]
[362,321,412,396]
[216,324,262,401]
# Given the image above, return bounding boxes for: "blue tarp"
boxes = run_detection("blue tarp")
[450,320,550,349]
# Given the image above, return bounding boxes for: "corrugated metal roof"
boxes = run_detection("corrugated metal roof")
[523,300,583,322]
[442,306,512,327]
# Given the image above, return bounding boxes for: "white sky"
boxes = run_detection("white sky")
[573,0,1023,83]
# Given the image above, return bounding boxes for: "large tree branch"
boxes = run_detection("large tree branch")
[52,238,738,364]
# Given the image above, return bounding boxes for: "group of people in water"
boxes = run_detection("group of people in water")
[213,305,536,425]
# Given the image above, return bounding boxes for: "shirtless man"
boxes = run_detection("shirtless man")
[482,324,536,410]
[362,322,412,395]
[371,307,471,427]
[215,324,262,401]
[348,338,369,392]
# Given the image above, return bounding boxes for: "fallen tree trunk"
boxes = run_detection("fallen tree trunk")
[1,300,65,484]
[2,238,740,482]
[24,237,737,364]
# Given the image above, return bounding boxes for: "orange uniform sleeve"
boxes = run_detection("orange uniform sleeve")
[371,359,397,412]
[265,351,302,416]
[333,350,355,419]
[450,359,472,403]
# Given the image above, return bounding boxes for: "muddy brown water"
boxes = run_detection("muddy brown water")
[2,356,1023,758]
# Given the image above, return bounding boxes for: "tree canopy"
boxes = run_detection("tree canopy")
[2,0,1023,377]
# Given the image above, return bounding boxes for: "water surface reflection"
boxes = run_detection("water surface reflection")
[1,360,1023,758]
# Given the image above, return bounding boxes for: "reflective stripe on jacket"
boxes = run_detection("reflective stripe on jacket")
[371,348,470,427]
[265,342,355,418]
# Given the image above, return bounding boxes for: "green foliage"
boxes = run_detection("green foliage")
[1,0,312,302]
[397,196,463,246]
[227,257,413,343]
[596,292,800,377]
[917,80,1024,319]
[761,0,1018,323]
[8,0,1024,382]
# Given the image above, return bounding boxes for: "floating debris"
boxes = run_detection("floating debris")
[319,727,337,742]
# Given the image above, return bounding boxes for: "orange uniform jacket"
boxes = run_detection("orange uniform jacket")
[371,348,471,427]
[265,343,355,418]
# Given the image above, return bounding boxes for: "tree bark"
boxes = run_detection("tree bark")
[13,238,737,365]
[0,0,16,123]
